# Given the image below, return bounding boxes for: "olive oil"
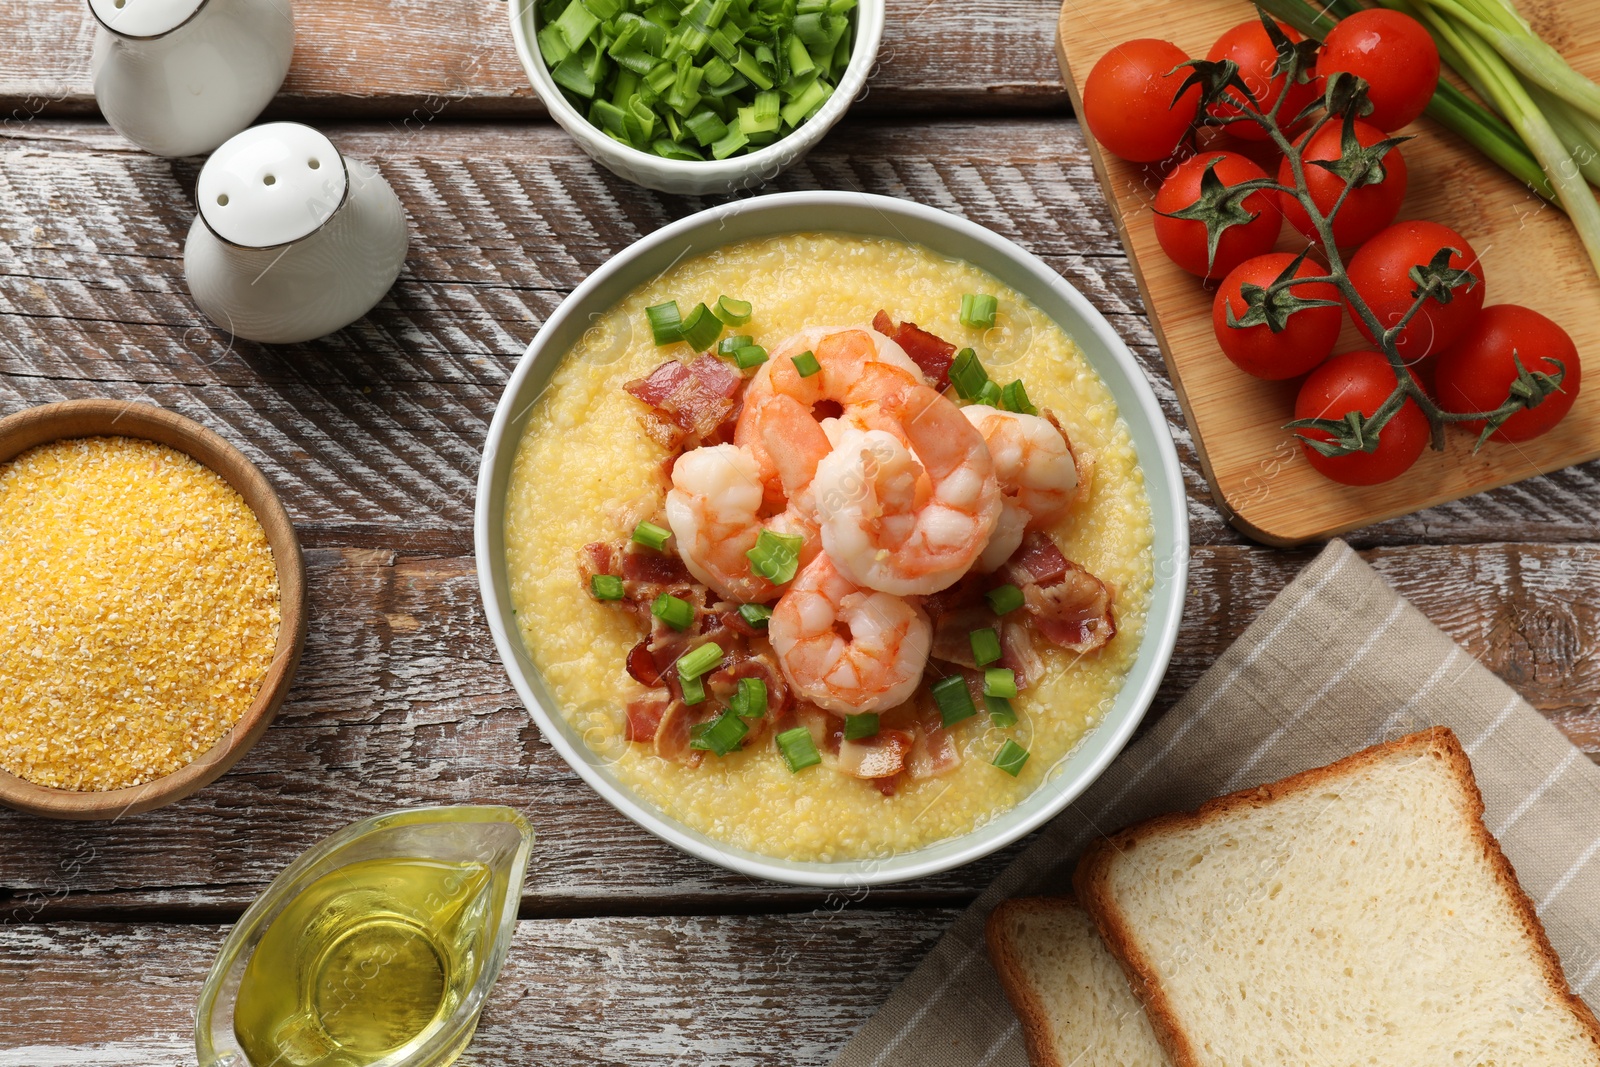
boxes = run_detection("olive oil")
[232,857,495,1067]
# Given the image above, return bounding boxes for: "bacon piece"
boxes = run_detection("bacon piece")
[872,775,900,797]
[653,701,707,768]
[874,309,958,388]
[625,695,669,743]
[624,357,744,450]
[626,639,664,688]
[1000,619,1044,691]
[709,652,792,717]
[1004,532,1117,655]
[929,605,997,671]
[837,729,915,781]
[623,548,691,587]
[908,720,961,779]
[579,541,622,598]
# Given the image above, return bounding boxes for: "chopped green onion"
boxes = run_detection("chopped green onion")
[646,301,683,345]
[716,295,754,325]
[710,119,750,159]
[985,695,1018,728]
[960,293,999,329]
[651,138,704,161]
[844,712,880,741]
[948,348,989,401]
[781,76,833,126]
[651,593,694,631]
[681,672,707,705]
[683,109,729,147]
[791,351,821,378]
[718,334,755,355]
[734,345,769,370]
[969,627,1002,667]
[986,584,1025,615]
[729,677,768,719]
[992,739,1030,777]
[776,726,822,772]
[679,302,723,352]
[932,675,977,727]
[746,528,804,585]
[1000,380,1038,416]
[984,667,1018,700]
[690,710,749,755]
[551,1,601,52]
[976,380,1003,407]
[632,521,672,551]
[590,574,626,601]
[737,603,773,629]
[677,641,724,681]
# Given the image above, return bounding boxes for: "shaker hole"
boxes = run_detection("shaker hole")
[263,174,277,186]
[216,194,230,207]
[114,0,125,7]
[308,158,321,170]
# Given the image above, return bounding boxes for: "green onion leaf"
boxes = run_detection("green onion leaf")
[737,603,773,629]
[844,712,880,741]
[631,521,672,551]
[734,345,769,370]
[679,302,723,352]
[932,675,977,727]
[680,672,707,705]
[690,710,749,755]
[985,695,1018,728]
[684,109,729,147]
[992,739,1030,777]
[716,295,754,325]
[729,676,768,719]
[960,293,999,329]
[986,584,1025,615]
[983,667,1018,700]
[1000,380,1038,416]
[677,641,724,681]
[969,627,1002,667]
[646,301,684,345]
[651,593,694,631]
[948,348,989,401]
[746,528,804,585]
[976,380,1003,407]
[717,334,755,355]
[776,726,822,772]
[590,574,626,601]
[791,350,821,378]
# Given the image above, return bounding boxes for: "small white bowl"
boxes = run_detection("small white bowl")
[476,192,1190,887]
[508,0,886,196]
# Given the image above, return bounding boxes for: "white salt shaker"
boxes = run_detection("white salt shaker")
[89,0,295,158]
[184,123,410,344]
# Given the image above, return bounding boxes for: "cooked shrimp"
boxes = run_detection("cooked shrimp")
[811,363,1001,596]
[737,327,924,511]
[664,443,820,604]
[962,405,1079,572]
[768,554,932,714]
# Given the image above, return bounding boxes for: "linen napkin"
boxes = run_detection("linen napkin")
[831,539,1600,1067]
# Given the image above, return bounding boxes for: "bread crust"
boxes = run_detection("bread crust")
[985,897,1074,1067]
[1072,726,1600,1067]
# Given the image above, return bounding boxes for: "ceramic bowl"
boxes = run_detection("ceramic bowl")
[507,0,886,196]
[0,399,307,819]
[475,191,1189,886]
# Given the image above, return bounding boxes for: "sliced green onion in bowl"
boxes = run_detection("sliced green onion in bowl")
[734,345,769,370]
[717,334,755,355]
[677,641,724,681]
[737,603,773,629]
[1000,380,1038,416]
[949,348,989,401]
[976,380,1003,407]
[591,574,626,601]
[679,302,724,351]
[960,293,999,329]
[716,296,754,325]
[932,675,977,727]
[791,350,821,378]
[651,593,694,631]
[844,712,880,741]
[681,672,708,705]
[992,739,1030,777]
[690,710,748,755]
[984,667,1018,700]
[969,627,1002,667]
[746,528,804,585]
[646,301,683,345]
[631,521,672,551]
[987,584,1025,615]
[776,726,822,772]
[729,677,768,718]
[985,695,1018,728]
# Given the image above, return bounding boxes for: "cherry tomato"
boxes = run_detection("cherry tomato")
[1082,39,1203,163]
[1153,151,1283,279]
[1277,119,1408,248]
[1434,304,1582,443]
[1205,19,1320,141]
[1213,253,1343,380]
[1294,350,1430,485]
[1318,9,1440,132]
[1346,219,1486,359]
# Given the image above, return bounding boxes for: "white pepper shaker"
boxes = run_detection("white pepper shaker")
[89,0,295,158]
[184,123,410,344]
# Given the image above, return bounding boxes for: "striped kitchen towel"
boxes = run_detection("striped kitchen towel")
[831,538,1600,1067]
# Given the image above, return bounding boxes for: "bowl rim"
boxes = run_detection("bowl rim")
[506,0,887,185]
[475,191,1189,886]
[0,398,308,820]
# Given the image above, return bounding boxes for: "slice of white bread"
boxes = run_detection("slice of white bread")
[1074,726,1600,1067]
[986,896,1170,1066]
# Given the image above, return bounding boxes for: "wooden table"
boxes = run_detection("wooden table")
[2,2,1598,1062]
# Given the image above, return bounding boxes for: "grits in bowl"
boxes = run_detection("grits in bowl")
[503,233,1154,863]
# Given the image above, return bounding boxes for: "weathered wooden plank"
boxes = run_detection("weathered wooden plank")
[0,0,1069,124]
[1,541,1595,921]
[0,911,954,1062]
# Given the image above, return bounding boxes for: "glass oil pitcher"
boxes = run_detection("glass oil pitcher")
[195,806,533,1067]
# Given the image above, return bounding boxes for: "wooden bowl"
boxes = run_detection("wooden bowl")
[0,399,307,819]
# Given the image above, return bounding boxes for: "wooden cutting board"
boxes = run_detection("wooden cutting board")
[1056,2,1600,546]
